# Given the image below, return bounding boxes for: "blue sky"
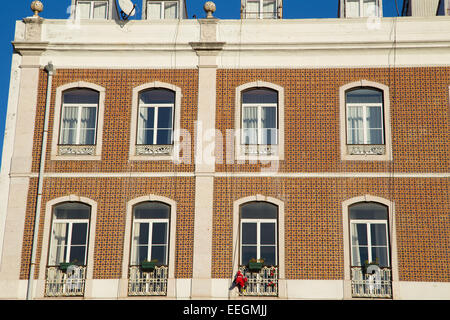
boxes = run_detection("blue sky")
[0,0,403,164]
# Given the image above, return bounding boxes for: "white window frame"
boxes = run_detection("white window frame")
[241,103,278,146]
[59,103,98,146]
[245,0,278,19]
[137,103,174,145]
[131,217,170,266]
[350,219,390,267]
[48,213,90,266]
[76,0,109,20]
[343,0,381,18]
[346,102,384,145]
[240,218,278,266]
[146,1,179,19]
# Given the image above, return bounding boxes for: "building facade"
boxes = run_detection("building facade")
[0,0,449,300]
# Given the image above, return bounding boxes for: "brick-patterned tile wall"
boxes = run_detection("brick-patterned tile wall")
[20,177,195,279]
[216,67,449,173]
[212,177,450,282]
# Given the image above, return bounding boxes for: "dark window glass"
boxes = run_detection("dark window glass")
[349,202,388,220]
[241,202,277,219]
[242,88,278,104]
[134,202,170,219]
[139,89,175,104]
[346,88,383,104]
[63,89,99,104]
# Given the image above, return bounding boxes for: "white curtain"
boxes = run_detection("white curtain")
[138,107,154,145]
[346,0,360,17]
[165,2,178,19]
[131,222,141,265]
[93,1,108,19]
[263,0,276,18]
[351,223,361,266]
[147,2,162,19]
[61,107,78,144]
[347,106,364,144]
[243,107,258,144]
[80,107,96,145]
[247,0,259,18]
[49,223,68,265]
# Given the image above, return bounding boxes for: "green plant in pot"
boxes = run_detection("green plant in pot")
[248,258,264,271]
[141,259,158,271]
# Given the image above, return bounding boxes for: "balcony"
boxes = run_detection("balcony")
[351,266,392,298]
[128,265,168,296]
[238,265,278,296]
[45,265,86,297]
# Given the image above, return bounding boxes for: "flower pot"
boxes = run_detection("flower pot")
[248,261,264,271]
[141,261,156,271]
[59,262,73,272]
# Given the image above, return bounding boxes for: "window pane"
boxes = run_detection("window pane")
[156,129,172,145]
[363,0,377,17]
[157,107,173,129]
[263,0,276,18]
[372,246,389,267]
[64,89,99,104]
[346,0,360,17]
[242,88,278,104]
[138,223,149,245]
[260,246,276,265]
[151,245,167,264]
[140,89,175,104]
[49,223,68,265]
[54,203,91,220]
[241,202,277,219]
[351,223,368,246]
[367,106,384,144]
[77,2,91,19]
[134,202,170,219]
[261,128,277,145]
[242,245,257,265]
[61,107,78,145]
[138,245,148,263]
[147,2,162,19]
[243,107,258,145]
[242,223,257,245]
[80,107,97,145]
[347,88,383,104]
[352,245,368,266]
[152,223,168,245]
[93,1,108,19]
[261,106,277,145]
[260,222,276,245]
[370,224,387,246]
[138,107,155,144]
[349,202,388,220]
[71,223,88,245]
[69,246,86,265]
[164,2,178,19]
[347,106,364,144]
[246,0,260,18]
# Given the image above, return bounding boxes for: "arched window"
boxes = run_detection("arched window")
[349,202,390,267]
[346,88,384,146]
[241,88,278,146]
[130,202,170,266]
[240,202,278,266]
[48,202,91,266]
[59,89,99,146]
[137,89,175,146]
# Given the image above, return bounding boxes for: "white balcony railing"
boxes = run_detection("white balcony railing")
[128,265,168,296]
[45,265,86,297]
[351,266,392,298]
[238,265,278,296]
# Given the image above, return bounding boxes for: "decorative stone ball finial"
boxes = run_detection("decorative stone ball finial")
[204,1,216,19]
[31,1,44,17]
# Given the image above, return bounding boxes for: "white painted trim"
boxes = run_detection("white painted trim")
[234,81,285,161]
[341,195,399,300]
[129,81,182,161]
[51,81,106,161]
[231,194,286,298]
[119,195,177,298]
[339,80,392,161]
[37,195,98,298]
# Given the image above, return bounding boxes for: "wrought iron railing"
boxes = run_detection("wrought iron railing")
[128,265,168,296]
[238,265,278,296]
[45,265,86,297]
[351,266,392,298]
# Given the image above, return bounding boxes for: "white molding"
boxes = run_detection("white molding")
[37,195,98,299]
[231,194,286,298]
[129,81,182,162]
[339,80,392,161]
[341,194,399,300]
[119,195,177,298]
[234,81,285,161]
[50,81,106,161]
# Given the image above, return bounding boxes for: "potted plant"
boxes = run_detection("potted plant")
[141,259,158,271]
[58,259,79,272]
[248,258,264,271]
[363,258,380,274]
